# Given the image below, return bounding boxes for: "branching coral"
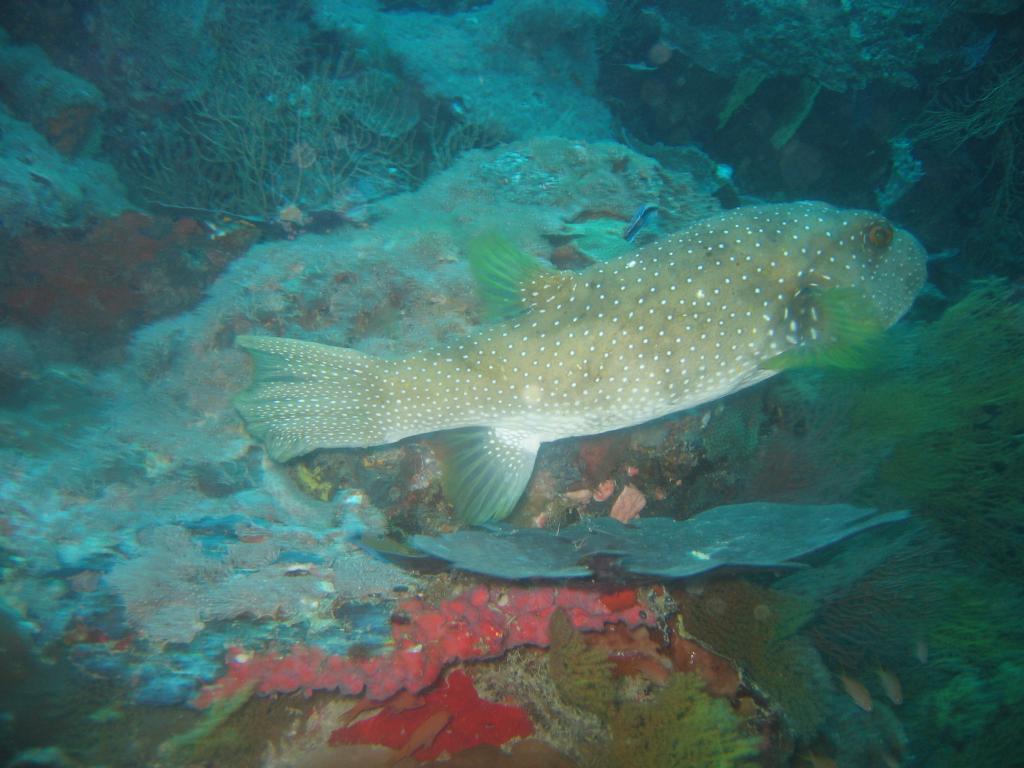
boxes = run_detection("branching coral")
[756,280,1024,583]
[127,57,422,218]
[110,0,502,219]
[915,57,1024,274]
[779,522,946,672]
[545,605,758,766]
[111,3,398,218]
[916,58,1024,151]
[745,281,1024,761]
[675,578,830,738]
[853,280,1024,581]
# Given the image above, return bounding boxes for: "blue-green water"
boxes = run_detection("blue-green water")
[0,2,1021,766]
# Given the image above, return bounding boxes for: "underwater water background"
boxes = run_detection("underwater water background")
[0,1,1022,766]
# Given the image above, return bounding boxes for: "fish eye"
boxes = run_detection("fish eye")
[864,220,894,249]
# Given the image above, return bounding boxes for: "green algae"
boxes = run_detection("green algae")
[602,673,759,768]
[548,608,616,718]
[157,682,255,762]
[547,608,758,767]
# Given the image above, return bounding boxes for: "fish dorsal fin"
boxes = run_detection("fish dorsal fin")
[466,234,553,319]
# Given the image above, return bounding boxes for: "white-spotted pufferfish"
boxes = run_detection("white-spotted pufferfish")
[235,202,927,523]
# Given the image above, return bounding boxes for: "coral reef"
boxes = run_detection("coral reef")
[657,1,980,93]
[601,672,758,768]
[1,1,1022,765]
[548,608,616,718]
[316,0,614,142]
[195,585,656,707]
[92,0,519,220]
[542,602,761,767]
[916,57,1024,152]
[0,27,105,156]
[157,682,255,763]
[0,134,712,711]
[404,503,906,579]
[0,104,127,237]
[2,211,253,350]
[120,50,425,217]
[473,648,605,763]
[779,522,946,672]
[674,579,830,738]
[329,669,533,760]
[822,280,1024,581]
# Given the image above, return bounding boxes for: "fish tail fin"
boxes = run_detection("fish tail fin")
[234,335,391,461]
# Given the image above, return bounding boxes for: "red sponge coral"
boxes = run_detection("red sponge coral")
[194,585,653,708]
[329,669,532,761]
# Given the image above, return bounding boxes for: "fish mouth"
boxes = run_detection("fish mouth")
[863,226,929,324]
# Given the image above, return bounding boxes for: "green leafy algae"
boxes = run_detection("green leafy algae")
[821,279,1024,582]
[603,673,759,768]
[548,608,616,718]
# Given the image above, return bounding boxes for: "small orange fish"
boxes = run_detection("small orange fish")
[593,479,616,502]
[563,488,593,503]
[339,689,425,727]
[389,710,451,766]
[839,673,873,712]
[914,638,929,664]
[877,667,903,705]
[609,484,646,523]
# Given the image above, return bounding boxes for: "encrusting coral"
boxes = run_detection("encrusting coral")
[546,608,758,767]
[195,585,654,707]
[328,669,533,761]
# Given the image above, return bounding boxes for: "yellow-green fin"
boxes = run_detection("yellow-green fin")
[764,288,887,371]
[467,234,552,320]
[435,427,539,525]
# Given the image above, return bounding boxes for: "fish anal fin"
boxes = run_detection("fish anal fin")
[435,427,539,525]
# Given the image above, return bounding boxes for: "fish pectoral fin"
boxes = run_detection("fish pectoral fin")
[763,287,887,371]
[435,427,539,525]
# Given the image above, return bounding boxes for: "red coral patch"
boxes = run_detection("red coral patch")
[329,669,532,761]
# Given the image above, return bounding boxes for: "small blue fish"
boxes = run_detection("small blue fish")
[622,204,658,242]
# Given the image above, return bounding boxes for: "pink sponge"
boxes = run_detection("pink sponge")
[194,584,653,707]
